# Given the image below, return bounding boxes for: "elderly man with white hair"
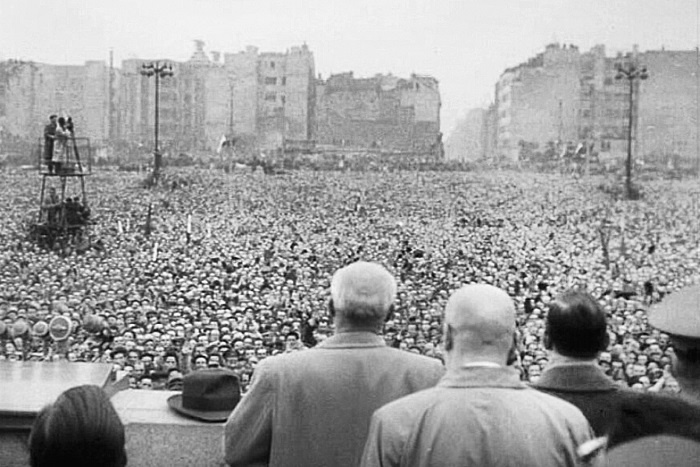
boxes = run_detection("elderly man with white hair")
[361,284,594,467]
[224,261,444,467]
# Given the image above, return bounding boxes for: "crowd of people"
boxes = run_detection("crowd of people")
[0,165,698,395]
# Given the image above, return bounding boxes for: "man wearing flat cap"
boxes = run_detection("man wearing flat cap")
[649,284,700,402]
[361,284,593,467]
[224,261,445,467]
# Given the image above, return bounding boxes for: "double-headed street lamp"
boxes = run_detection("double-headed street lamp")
[615,61,648,199]
[140,62,174,181]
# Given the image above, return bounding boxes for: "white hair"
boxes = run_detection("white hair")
[330,262,397,325]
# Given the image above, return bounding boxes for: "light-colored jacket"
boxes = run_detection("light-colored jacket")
[224,332,445,467]
[361,366,594,467]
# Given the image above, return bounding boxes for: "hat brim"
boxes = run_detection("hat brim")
[166,394,232,422]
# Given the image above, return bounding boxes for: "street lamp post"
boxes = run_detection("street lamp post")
[140,61,174,181]
[228,73,235,136]
[615,61,648,199]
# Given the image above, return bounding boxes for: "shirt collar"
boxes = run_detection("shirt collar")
[461,361,503,369]
[438,366,526,389]
[535,363,618,391]
[547,352,600,369]
[316,331,386,349]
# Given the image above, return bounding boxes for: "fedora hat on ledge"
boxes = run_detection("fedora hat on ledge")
[167,369,241,422]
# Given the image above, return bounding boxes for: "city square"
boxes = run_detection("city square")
[1,1,699,466]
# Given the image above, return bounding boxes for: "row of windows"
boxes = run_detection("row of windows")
[265,92,286,104]
[577,108,631,119]
[264,77,287,86]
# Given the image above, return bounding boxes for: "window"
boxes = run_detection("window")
[281,77,286,86]
[265,92,276,101]
[270,61,275,69]
[281,95,286,105]
[265,77,277,85]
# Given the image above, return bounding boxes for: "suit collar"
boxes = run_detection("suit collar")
[439,366,526,389]
[317,332,386,349]
[534,363,617,391]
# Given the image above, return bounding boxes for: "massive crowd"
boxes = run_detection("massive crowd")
[0,165,698,393]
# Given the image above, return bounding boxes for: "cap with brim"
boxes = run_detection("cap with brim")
[167,369,241,422]
[649,285,700,338]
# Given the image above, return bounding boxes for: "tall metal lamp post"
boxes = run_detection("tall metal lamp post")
[140,62,174,181]
[228,73,236,137]
[615,61,648,199]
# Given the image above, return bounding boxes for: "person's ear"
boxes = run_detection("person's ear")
[328,299,335,318]
[507,332,519,366]
[600,332,610,352]
[384,304,395,322]
[444,324,454,352]
[670,352,679,379]
[543,328,552,350]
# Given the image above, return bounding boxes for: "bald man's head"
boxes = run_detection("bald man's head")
[444,284,516,360]
[330,262,397,328]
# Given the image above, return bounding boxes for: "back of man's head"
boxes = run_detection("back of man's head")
[443,284,515,364]
[545,290,608,359]
[330,262,396,329]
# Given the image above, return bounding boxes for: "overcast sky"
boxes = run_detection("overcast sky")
[1,0,698,135]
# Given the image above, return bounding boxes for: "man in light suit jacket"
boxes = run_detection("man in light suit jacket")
[224,261,445,467]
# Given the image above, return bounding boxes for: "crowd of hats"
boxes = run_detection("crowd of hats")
[0,168,698,393]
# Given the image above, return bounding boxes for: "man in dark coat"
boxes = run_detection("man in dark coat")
[224,261,445,467]
[43,114,57,172]
[532,290,645,437]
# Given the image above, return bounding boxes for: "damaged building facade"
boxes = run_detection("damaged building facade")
[112,41,316,152]
[1,42,441,157]
[0,60,110,146]
[450,43,698,165]
[0,42,316,153]
[493,43,698,163]
[316,72,442,155]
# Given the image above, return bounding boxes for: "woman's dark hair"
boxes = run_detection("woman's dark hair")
[29,385,127,467]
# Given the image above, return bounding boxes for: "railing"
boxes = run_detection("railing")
[36,137,92,175]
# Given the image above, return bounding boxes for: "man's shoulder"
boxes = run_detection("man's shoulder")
[257,350,309,369]
[261,345,442,369]
[374,384,589,421]
[609,392,700,447]
[255,347,443,392]
[523,385,593,418]
[381,347,444,368]
[535,363,618,392]
[255,346,351,372]
[374,384,442,420]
